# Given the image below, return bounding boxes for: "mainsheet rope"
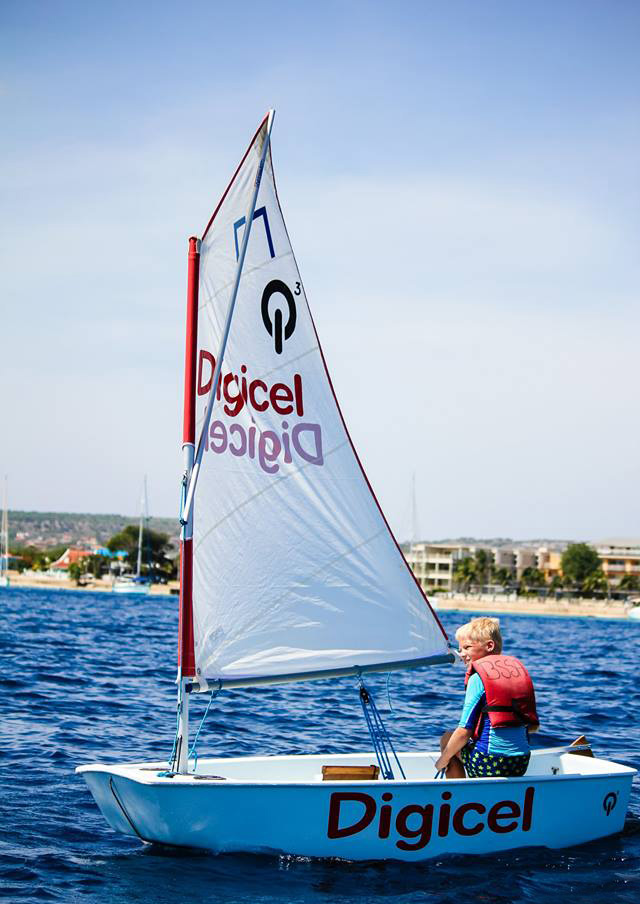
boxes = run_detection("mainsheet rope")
[357,676,406,780]
[164,674,406,778]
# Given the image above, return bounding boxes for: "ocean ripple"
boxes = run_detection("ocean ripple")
[1,587,639,903]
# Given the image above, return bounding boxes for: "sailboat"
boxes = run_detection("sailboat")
[112,476,151,595]
[0,476,9,588]
[78,112,635,860]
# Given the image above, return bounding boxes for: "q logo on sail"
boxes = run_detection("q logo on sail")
[261,279,297,354]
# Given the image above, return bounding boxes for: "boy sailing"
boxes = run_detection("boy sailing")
[436,617,539,779]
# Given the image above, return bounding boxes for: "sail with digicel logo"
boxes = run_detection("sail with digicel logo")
[192,114,449,685]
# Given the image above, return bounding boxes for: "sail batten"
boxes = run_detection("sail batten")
[191,114,450,684]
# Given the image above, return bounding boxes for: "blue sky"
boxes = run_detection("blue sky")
[1,1,638,540]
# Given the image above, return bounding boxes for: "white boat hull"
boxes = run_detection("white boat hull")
[77,748,635,860]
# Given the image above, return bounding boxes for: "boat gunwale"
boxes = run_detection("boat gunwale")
[76,751,637,787]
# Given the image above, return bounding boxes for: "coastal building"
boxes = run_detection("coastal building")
[514,548,537,577]
[595,539,640,586]
[405,541,567,591]
[536,547,562,582]
[49,547,92,571]
[406,539,639,592]
[492,548,516,571]
[406,542,489,592]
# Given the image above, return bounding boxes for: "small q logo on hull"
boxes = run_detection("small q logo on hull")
[603,791,618,815]
[262,280,297,354]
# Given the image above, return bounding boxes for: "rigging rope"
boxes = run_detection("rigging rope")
[162,691,185,775]
[358,678,406,781]
[188,685,221,773]
[163,683,221,776]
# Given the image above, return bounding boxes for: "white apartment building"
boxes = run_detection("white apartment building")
[595,539,640,586]
[406,542,541,592]
[406,542,488,592]
[514,548,537,576]
[493,547,516,571]
[406,539,639,592]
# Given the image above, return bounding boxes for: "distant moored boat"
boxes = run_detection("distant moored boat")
[112,476,152,595]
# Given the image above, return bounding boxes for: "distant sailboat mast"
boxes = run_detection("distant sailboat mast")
[411,471,420,553]
[0,476,8,581]
[135,475,148,579]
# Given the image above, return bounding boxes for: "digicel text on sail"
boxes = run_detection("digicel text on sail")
[198,350,323,475]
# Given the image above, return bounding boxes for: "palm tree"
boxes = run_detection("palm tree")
[582,570,609,597]
[453,557,476,591]
[474,549,491,587]
[619,574,639,592]
[493,567,512,590]
[549,575,563,595]
[519,567,546,596]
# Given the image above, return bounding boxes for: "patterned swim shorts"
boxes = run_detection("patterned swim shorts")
[459,744,530,778]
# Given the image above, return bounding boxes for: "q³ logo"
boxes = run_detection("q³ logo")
[602,791,618,815]
[261,279,298,354]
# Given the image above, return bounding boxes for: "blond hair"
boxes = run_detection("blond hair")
[455,617,502,653]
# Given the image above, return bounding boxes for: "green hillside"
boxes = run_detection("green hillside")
[7,510,179,551]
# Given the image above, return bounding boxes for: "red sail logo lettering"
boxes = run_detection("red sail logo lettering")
[197,350,323,475]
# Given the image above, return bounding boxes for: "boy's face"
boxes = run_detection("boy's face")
[457,633,495,667]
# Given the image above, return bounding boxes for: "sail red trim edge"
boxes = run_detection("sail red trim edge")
[201,113,270,241]
[267,143,450,645]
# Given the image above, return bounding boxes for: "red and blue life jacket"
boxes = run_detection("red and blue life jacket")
[465,654,539,740]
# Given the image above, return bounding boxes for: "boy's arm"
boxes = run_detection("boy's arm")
[435,727,472,771]
[435,672,484,771]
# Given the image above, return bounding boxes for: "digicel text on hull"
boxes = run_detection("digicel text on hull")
[327,787,535,852]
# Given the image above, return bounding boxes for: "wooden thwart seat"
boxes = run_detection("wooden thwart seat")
[322,764,380,781]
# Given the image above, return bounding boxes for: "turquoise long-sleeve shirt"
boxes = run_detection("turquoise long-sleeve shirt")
[458,672,530,756]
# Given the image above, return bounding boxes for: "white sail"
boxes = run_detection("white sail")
[192,116,450,683]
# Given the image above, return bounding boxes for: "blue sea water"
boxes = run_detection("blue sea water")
[1,586,639,903]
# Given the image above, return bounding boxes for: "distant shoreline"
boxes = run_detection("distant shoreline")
[2,573,637,619]
[2,572,179,596]
[432,593,633,620]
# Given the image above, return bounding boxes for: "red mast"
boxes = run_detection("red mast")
[178,236,199,678]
